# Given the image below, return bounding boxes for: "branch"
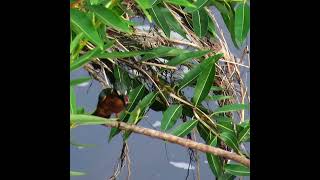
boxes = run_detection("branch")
[71,115,250,167]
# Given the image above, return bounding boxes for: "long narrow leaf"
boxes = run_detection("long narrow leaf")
[220,132,240,152]
[238,123,250,143]
[192,8,209,38]
[70,77,91,86]
[212,103,249,115]
[90,5,132,34]
[149,5,171,37]
[161,104,183,131]
[225,163,250,176]
[206,136,223,178]
[70,86,77,114]
[70,47,101,71]
[234,2,250,46]
[70,32,84,54]
[166,50,211,66]
[164,0,196,8]
[192,54,223,106]
[70,9,103,49]
[70,171,86,176]
[171,120,198,137]
[178,54,221,90]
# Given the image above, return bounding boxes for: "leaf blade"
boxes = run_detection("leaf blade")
[149,5,171,37]
[234,3,250,46]
[212,103,249,115]
[171,120,198,137]
[166,50,211,66]
[206,136,223,178]
[220,132,240,152]
[70,77,91,86]
[70,86,77,114]
[161,104,183,131]
[238,122,250,143]
[192,54,223,106]
[70,171,86,176]
[70,47,102,71]
[192,8,208,38]
[90,5,132,34]
[225,163,250,176]
[70,9,103,49]
[164,0,196,8]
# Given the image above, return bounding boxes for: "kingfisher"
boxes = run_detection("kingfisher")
[92,83,129,118]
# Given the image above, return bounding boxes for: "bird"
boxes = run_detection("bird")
[92,84,129,118]
[91,65,129,118]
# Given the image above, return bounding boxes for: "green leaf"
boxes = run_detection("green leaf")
[90,5,132,34]
[149,5,171,37]
[166,50,211,66]
[135,0,156,21]
[217,119,234,134]
[70,171,86,176]
[212,0,238,48]
[206,136,223,177]
[220,132,240,152]
[76,107,85,114]
[219,173,236,180]
[211,0,230,15]
[238,122,250,143]
[211,86,224,91]
[184,0,209,12]
[90,0,104,5]
[70,86,77,114]
[212,103,249,115]
[70,140,96,148]
[70,47,102,72]
[192,8,209,38]
[164,0,196,8]
[70,77,91,86]
[108,85,146,142]
[135,0,156,9]
[70,32,84,54]
[210,95,233,101]
[171,120,198,137]
[97,50,146,59]
[70,9,103,49]
[234,2,250,46]
[129,92,158,124]
[142,46,189,60]
[161,104,183,131]
[178,55,217,90]
[225,163,250,176]
[192,54,223,106]
[123,92,158,140]
[71,114,117,125]
[160,8,187,38]
[197,122,212,143]
[208,19,217,38]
